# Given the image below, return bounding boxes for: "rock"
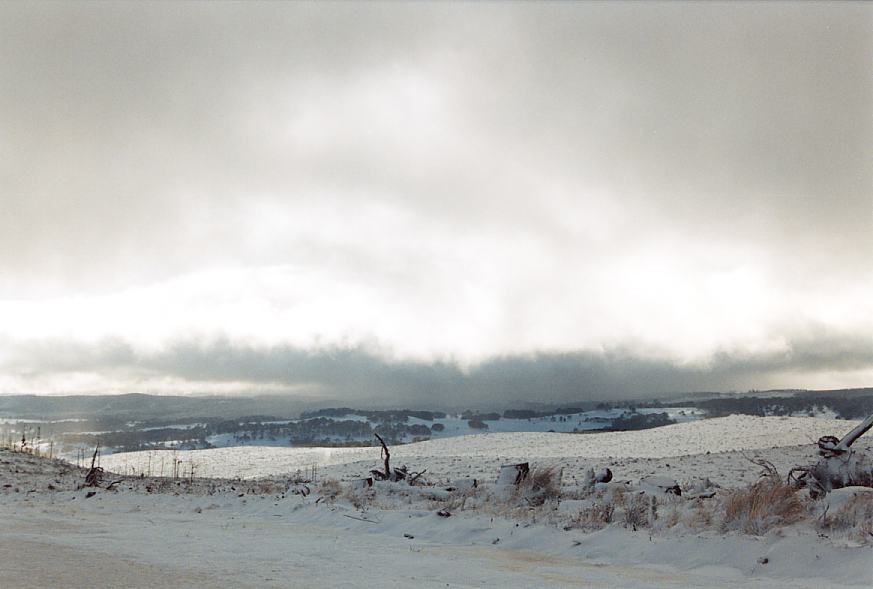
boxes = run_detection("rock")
[595,468,613,483]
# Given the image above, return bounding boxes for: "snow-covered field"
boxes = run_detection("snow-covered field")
[3,415,872,588]
[196,407,704,450]
[102,415,862,486]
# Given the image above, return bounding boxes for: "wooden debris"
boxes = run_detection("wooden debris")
[408,469,428,484]
[84,445,104,488]
[369,434,419,483]
[790,413,873,497]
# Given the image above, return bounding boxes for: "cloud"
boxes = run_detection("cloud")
[1,3,870,289]
[3,329,872,405]
[0,3,871,395]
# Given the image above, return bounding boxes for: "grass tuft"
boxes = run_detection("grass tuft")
[722,477,806,535]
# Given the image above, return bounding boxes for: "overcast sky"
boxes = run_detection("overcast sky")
[1,2,871,404]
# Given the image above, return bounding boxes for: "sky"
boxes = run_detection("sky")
[0,2,871,405]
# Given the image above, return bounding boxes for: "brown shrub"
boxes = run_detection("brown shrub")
[622,493,650,530]
[512,466,562,506]
[686,500,715,529]
[316,478,342,500]
[571,501,615,530]
[611,486,627,507]
[722,478,806,535]
[252,480,280,495]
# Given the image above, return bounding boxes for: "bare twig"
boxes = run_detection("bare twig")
[409,469,428,484]
[741,454,778,478]
[343,514,379,524]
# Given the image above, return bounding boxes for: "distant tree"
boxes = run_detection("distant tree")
[467,418,489,430]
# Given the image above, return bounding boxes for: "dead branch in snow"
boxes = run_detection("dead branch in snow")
[742,455,779,479]
[370,433,391,481]
[790,413,873,498]
[368,434,418,483]
[84,444,104,487]
[343,514,379,524]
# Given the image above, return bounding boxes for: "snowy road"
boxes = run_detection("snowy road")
[2,491,869,589]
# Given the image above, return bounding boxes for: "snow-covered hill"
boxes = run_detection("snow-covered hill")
[101,415,864,485]
[3,414,872,589]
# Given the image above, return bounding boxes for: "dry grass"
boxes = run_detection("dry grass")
[622,493,650,530]
[610,486,627,507]
[251,480,281,495]
[569,502,615,530]
[686,500,715,529]
[427,486,481,514]
[722,477,807,535]
[511,466,562,507]
[316,478,342,501]
[664,505,681,528]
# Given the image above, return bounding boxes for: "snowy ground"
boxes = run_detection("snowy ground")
[199,407,704,449]
[102,415,865,487]
[2,415,872,588]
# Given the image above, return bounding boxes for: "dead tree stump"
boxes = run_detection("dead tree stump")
[791,413,873,497]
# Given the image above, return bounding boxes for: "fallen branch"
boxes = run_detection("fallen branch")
[343,514,379,524]
[742,454,779,478]
[409,469,427,484]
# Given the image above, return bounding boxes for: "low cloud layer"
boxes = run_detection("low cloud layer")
[1,3,871,398]
[3,330,872,406]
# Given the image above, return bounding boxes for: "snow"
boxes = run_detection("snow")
[101,415,863,483]
[6,487,868,588]
[0,417,86,424]
[416,408,704,437]
[139,422,206,431]
[3,415,872,588]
